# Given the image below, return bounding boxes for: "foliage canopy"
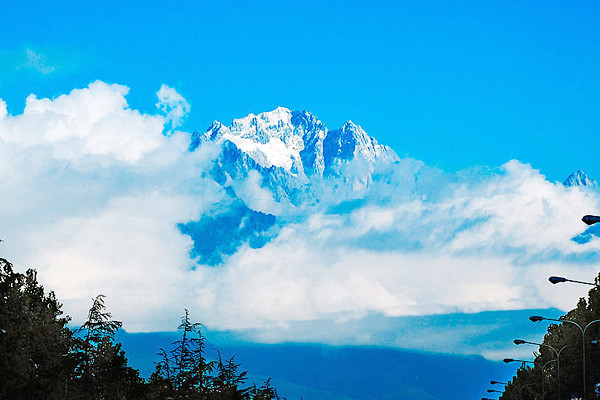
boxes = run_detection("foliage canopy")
[0,257,283,400]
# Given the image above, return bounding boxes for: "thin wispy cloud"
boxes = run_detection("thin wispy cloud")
[0,81,598,355]
[156,84,191,130]
[20,48,56,74]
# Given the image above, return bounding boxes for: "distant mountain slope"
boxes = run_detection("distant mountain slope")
[115,330,515,400]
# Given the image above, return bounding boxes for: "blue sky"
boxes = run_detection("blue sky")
[2,3,600,393]
[1,1,599,181]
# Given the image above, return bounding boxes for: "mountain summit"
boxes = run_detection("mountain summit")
[563,170,597,188]
[191,107,399,201]
[194,107,397,175]
[182,108,401,264]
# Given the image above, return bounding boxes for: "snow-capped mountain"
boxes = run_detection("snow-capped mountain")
[564,170,597,188]
[191,107,399,201]
[201,107,309,175]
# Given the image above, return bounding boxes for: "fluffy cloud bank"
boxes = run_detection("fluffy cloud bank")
[0,81,222,329]
[1,81,599,350]
[199,162,600,331]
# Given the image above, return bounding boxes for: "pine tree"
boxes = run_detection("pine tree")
[249,379,282,400]
[0,257,72,400]
[70,294,144,399]
[150,309,216,399]
[212,353,248,399]
[0,257,286,400]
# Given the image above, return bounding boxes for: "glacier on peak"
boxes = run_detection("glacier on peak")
[198,107,304,173]
[193,107,398,177]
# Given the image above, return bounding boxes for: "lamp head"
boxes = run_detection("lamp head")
[503,358,514,363]
[583,215,600,225]
[549,276,567,284]
[529,316,544,322]
[513,339,525,345]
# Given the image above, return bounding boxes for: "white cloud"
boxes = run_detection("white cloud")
[232,169,284,215]
[1,82,600,357]
[184,160,600,334]
[21,48,56,74]
[1,81,166,163]
[156,84,190,129]
[0,99,7,120]
[0,81,224,330]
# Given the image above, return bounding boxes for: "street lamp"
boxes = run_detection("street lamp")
[514,338,570,399]
[530,315,600,395]
[548,276,598,287]
[503,358,533,364]
[519,382,537,400]
[504,358,552,400]
[490,380,508,385]
[487,389,503,394]
[582,215,600,225]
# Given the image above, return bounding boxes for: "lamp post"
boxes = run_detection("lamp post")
[548,276,599,287]
[530,315,600,395]
[504,358,546,400]
[503,358,534,364]
[582,215,600,225]
[519,382,537,400]
[514,339,570,399]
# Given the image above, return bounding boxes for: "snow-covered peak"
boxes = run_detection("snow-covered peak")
[339,121,372,148]
[202,107,304,172]
[341,120,359,130]
[200,107,398,178]
[230,107,296,146]
[325,120,398,164]
[564,170,597,187]
[204,120,227,141]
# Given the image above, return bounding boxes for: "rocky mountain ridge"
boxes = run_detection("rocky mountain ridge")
[190,107,399,202]
[564,169,597,188]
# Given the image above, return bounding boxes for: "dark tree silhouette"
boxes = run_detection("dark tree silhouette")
[70,294,144,399]
[148,310,282,400]
[213,352,249,399]
[0,256,284,400]
[501,275,600,400]
[149,309,216,399]
[0,257,72,400]
[249,379,282,400]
